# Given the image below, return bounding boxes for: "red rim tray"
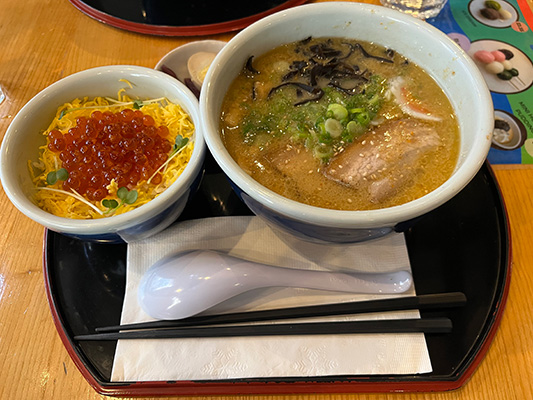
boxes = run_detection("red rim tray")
[43,157,511,396]
[68,0,308,37]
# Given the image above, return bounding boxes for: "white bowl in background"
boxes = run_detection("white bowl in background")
[155,40,227,86]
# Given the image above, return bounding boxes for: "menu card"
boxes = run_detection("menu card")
[428,0,533,164]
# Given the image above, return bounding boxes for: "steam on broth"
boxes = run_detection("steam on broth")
[220,37,460,211]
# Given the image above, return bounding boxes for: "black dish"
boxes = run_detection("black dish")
[44,155,510,396]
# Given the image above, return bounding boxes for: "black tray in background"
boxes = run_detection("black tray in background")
[43,155,510,396]
[69,0,308,36]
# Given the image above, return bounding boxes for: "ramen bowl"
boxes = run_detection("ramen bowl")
[200,2,493,243]
[0,65,206,243]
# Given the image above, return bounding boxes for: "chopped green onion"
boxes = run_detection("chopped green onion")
[313,144,333,161]
[355,111,371,125]
[349,107,366,114]
[324,118,343,138]
[346,120,363,136]
[327,103,348,120]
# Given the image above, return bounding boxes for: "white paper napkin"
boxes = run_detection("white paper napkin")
[111,216,432,382]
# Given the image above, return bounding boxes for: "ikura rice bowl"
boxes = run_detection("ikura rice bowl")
[29,85,195,219]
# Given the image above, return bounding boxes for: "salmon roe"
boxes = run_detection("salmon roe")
[47,109,173,202]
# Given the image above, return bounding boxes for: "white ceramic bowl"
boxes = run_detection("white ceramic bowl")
[155,40,227,85]
[0,65,205,242]
[200,2,494,243]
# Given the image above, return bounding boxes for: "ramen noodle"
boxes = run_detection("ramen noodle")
[220,37,460,211]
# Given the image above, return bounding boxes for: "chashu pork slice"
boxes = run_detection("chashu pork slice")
[324,119,440,204]
[265,143,323,204]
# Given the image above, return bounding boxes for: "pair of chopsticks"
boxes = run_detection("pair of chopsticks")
[74,292,466,341]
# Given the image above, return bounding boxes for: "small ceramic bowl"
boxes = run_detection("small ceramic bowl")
[155,40,227,89]
[0,65,205,242]
[200,2,494,243]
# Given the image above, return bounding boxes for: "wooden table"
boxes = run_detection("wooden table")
[1,1,532,399]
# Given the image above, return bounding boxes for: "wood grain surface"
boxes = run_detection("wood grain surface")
[0,1,532,399]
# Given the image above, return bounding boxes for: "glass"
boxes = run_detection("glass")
[380,0,448,19]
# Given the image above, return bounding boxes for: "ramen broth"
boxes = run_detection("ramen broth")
[220,37,460,211]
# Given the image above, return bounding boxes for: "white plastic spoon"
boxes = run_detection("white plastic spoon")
[138,250,412,320]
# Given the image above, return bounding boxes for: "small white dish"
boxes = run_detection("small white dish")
[155,40,227,87]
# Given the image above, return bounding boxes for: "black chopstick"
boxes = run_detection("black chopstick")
[75,317,452,341]
[95,292,466,333]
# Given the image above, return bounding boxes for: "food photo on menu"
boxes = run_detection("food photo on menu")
[429,0,533,164]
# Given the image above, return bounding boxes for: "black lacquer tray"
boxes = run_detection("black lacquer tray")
[43,155,511,396]
[69,0,308,36]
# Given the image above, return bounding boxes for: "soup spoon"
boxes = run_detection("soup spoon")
[138,250,412,320]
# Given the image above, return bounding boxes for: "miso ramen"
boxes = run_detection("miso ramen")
[220,37,460,211]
